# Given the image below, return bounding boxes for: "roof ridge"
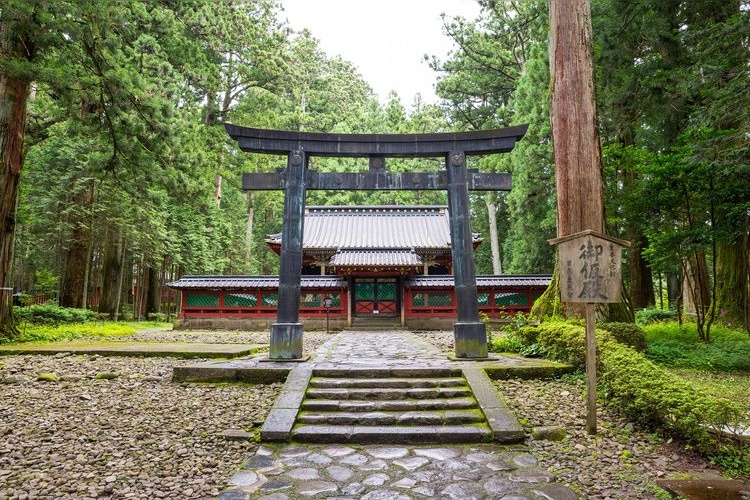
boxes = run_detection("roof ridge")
[306,205,447,212]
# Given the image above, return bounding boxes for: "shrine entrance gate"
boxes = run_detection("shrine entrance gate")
[225,124,528,360]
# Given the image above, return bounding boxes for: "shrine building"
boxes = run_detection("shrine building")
[168,205,551,330]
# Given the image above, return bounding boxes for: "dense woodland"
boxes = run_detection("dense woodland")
[1,0,748,338]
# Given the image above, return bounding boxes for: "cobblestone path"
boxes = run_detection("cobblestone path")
[217,330,580,499]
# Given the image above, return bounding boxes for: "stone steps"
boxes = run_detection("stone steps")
[301,397,479,412]
[297,409,485,425]
[348,318,403,331]
[292,424,492,444]
[291,371,496,444]
[305,386,472,400]
[310,377,466,389]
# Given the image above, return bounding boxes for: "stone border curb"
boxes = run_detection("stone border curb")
[463,367,525,443]
[261,368,313,441]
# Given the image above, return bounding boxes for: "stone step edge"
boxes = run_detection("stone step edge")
[291,424,494,444]
[301,397,479,412]
[305,387,471,400]
[297,409,485,425]
[312,368,463,378]
[462,367,525,442]
[309,377,467,389]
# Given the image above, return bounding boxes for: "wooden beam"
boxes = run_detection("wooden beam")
[242,170,512,191]
[226,123,528,158]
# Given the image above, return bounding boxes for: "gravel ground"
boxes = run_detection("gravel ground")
[496,377,722,498]
[0,354,281,499]
[413,330,724,497]
[411,330,454,352]
[0,329,725,499]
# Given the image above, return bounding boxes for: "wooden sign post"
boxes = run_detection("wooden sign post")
[549,230,629,434]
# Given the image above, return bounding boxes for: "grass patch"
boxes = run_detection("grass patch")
[644,322,750,372]
[668,369,750,409]
[8,322,171,344]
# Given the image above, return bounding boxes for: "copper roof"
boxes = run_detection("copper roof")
[267,206,480,250]
[168,275,346,290]
[329,249,422,267]
[406,275,552,289]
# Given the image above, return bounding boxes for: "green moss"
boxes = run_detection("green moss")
[36,372,58,382]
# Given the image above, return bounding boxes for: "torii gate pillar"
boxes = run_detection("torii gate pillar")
[269,150,307,359]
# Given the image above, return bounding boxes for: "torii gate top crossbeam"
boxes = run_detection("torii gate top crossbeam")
[224,123,529,158]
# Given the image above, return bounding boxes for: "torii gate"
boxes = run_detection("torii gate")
[225,124,528,360]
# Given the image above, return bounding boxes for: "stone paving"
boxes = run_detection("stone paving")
[213,330,580,499]
[219,443,579,500]
[310,331,449,368]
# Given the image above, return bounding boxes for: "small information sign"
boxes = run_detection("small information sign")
[549,230,629,435]
[550,230,629,304]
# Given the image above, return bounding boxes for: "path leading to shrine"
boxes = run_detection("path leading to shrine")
[212,330,579,499]
[1,328,728,498]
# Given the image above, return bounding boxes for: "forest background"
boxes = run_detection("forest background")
[1,0,748,336]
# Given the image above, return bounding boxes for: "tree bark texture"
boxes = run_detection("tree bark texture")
[486,195,502,274]
[60,223,89,308]
[546,0,607,318]
[627,232,655,309]
[548,0,605,237]
[715,235,750,333]
[145,265,160,316]
[0,20,32,338]
[99,228,123,319]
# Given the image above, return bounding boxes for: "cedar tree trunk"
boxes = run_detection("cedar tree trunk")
[545,0,606,317]
[0,20,33,339]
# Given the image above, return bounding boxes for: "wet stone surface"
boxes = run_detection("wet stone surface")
[219,444,580,499]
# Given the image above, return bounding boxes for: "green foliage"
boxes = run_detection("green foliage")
[8,322,169,344]
[13,305,96,326]
[644,322,750,373]
[517,320,747,474]
[599,340,745,465]
[598,322,646,351]
[635,308,677,325]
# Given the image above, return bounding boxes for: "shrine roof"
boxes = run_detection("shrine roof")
[329,248,423,267]
[406,275,552,289]
[167,275,346,290]
[267,205,480,250]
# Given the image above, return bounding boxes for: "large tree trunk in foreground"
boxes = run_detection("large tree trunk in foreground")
[0,21,32,339]
[548,0,605,236]
[543,0,606,318]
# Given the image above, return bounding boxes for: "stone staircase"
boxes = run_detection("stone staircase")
[287,368,521,444]
[349,317,404,331]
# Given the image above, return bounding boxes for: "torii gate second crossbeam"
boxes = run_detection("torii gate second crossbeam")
[225,124,528,360]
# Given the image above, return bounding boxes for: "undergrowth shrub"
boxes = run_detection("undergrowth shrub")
[636,307,677,325]
[599,341,742,450]
[519,320,748,476]
[13,304,96,326]
[489,313,538,354]
[599,322,646,351]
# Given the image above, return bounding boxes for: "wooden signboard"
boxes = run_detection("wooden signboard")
[549,230,629,435]
[551,230,628,304]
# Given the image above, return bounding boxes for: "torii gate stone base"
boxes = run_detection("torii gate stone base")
[225,124,528,360]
